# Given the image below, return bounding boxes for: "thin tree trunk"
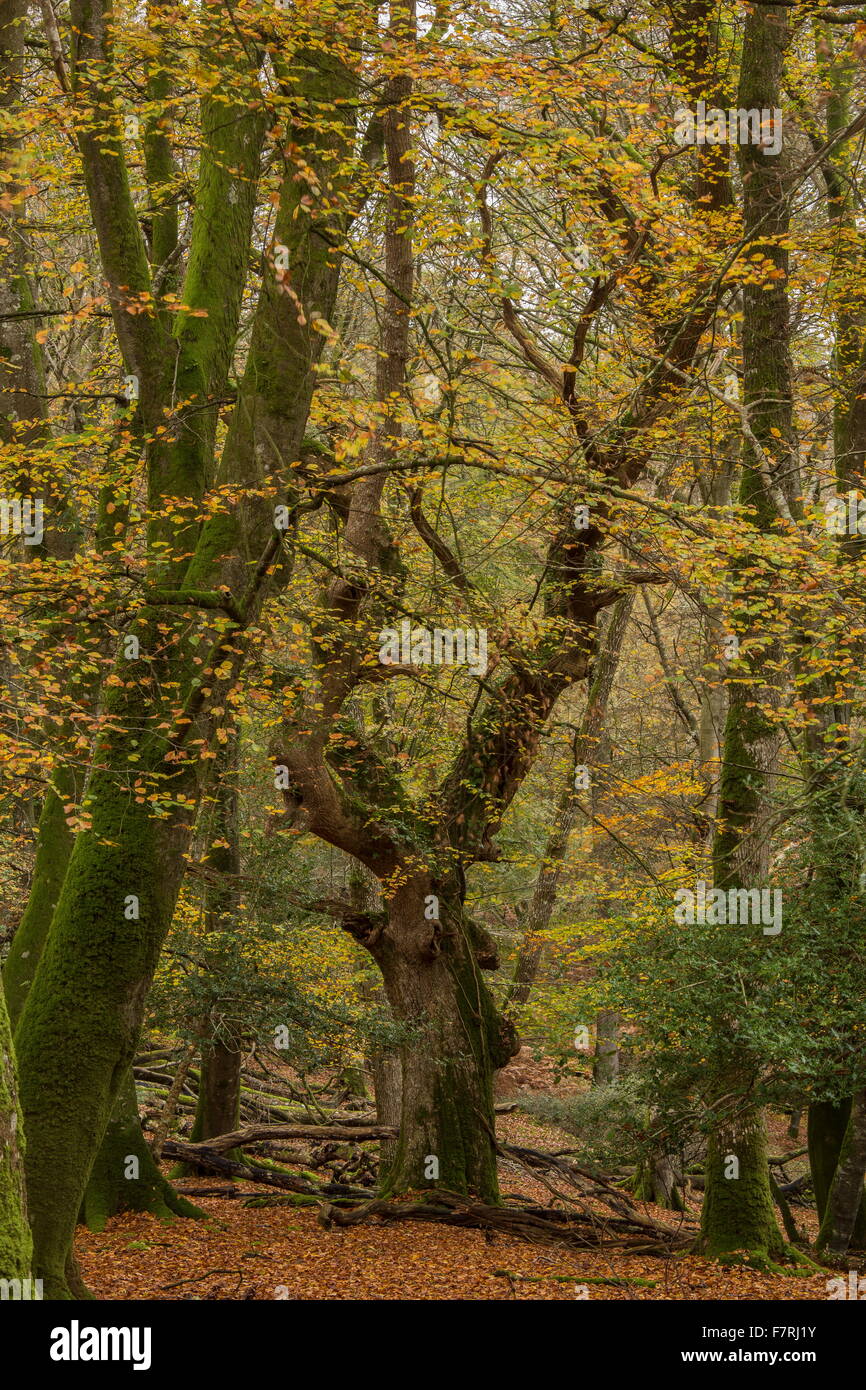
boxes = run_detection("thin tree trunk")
[185,729,245,1167]
[508,593,634,1007]
[593,1010,621,1087]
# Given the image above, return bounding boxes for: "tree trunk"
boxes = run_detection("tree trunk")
[4,723,199,1238]
[0,976,31,1280]
[635,1151,685,1212]
[701,1106,785,1264]
[371,1050,402,1177]
[2,781,74,1026]
[190,1043,243,1152]
[15,720,198,1296]
[593,1010,620,1086]
[363,878,517,1201]
[818,1088,866,1256]
[809,1100,858,1224]
[81,1068,202,1231]
[185,729,245,1168]
[700,1,794,1263]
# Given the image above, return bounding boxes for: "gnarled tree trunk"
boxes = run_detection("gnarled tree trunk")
[354,876,517,1201]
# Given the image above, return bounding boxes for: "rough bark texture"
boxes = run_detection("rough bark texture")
[81,1069,202,1231]
[818,1088,866,1256]
[700,1,794,1262]
[634,1152,685,1213]
[701,1107,785,1263]
[360,878,517,1202]
[0,977,31,1280]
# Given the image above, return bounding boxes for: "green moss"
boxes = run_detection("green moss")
[3,781,74,1027]
[0,980,31,1281]
[81,1070,204,1232]
[701,1107,785,1261]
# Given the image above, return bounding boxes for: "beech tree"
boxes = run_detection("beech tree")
[4,0,866,1301]
[6,0,365,1296]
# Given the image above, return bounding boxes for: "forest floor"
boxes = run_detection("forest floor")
[75,1109,834,1301]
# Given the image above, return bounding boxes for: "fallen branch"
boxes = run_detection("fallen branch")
[171,1185,244,1198]
[318,1190,691,1254]
[168,1122,396,1155]
[492,1268,657,1288]
[160,1140,370,1200]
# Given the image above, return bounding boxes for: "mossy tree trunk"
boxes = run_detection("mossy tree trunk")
[3,781,74,1028]
[15,705,201,1295]
[700,1,795,1263]
[817,1089,866,1257]
[358,876,516,1202]
[81,1068,202,1231]
[12,8,359,1294]
[701,1107,785,1263]
[0,976,31,1281]
[3,723,199,1234]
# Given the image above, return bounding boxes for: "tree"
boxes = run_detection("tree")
[700,0,795,1266]
[0,976,30,1283]
[10,0,364,1295]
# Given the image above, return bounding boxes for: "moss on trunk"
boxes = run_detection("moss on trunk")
[0,977,31,1280]
[3,781,74,1028]
[15,713,198,1297]
[81,1069,204,1231]
[374,882,517,1204]
[808,1098,866,1240]
[700,1107,785,1265]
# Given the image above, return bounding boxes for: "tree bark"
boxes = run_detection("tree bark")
[81,1068,202,1231]
[700,0,794,1262]
[701,1106,785,1263]
[358,877,517,1202]
[593,1010,621,1087]
[0,976,31,1280]
[818,1088,866,1256]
